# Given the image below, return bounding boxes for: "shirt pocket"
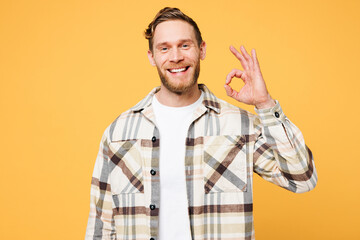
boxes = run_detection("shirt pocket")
[108,139,144,195]
[203,135,248,194]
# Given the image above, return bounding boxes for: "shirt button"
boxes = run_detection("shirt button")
[150,204,156,210]
[150,169,156,175]
[275,112,280,118]
[150,238,155,240]
[152,136,156,142]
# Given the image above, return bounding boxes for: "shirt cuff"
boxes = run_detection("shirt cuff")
[254,100,285,126]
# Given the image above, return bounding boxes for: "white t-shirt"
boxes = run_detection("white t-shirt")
[152,92,204,240]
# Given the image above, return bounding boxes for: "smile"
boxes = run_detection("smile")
[167,66,190,73]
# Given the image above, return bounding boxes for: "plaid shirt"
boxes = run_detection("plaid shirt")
[85,84,317,240]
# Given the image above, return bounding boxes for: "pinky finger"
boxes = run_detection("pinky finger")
[251,49,260,70]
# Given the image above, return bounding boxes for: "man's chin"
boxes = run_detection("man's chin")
[161,79,197,94]
[166,84,196,94]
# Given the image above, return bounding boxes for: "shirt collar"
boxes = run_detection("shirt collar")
[130,84,221,114]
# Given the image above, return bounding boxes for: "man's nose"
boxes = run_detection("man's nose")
[169,48,184,63]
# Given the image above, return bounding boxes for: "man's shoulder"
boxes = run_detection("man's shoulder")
[110,108,134,125]
[200,84,256,120]
[203,94,260,137]
[216,96,256,120]
[101,87,158,141]
[102,107,143,142]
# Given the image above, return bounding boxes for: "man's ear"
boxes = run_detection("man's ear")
[200,41,207,60]
[147,50,156,66]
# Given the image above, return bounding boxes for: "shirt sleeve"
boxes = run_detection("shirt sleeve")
[253,100,317,193]
[85,128,117,239]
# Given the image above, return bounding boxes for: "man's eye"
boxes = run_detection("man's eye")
[182,44,189,48]
[161,47,168,51]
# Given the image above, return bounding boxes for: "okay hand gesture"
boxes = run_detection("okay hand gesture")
[224,45,275,109]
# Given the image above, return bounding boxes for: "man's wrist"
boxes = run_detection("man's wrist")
[255,97,276,109]
[255,99,284,126]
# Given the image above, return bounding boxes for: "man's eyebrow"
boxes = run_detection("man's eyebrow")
[155,39,194,47]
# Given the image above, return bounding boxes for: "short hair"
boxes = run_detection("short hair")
[144,7,203,52]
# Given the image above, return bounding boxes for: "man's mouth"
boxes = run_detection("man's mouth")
[167,66,190,73]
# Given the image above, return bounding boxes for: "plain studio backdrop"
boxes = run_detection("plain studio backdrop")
[0,0,359,239]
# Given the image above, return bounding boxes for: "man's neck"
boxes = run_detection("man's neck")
[155,84,202,107]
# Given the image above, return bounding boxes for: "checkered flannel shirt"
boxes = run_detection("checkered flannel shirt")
[85,84,317,240]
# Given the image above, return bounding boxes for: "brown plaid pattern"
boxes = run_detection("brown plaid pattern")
[85,84,317,240]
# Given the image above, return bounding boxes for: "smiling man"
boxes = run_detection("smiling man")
[147,19,206,106]
[85,7,317,240]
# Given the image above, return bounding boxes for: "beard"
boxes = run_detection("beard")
[156,59,200,95]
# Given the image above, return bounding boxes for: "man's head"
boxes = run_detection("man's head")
[145,7,206,94]
[145,7,203,52]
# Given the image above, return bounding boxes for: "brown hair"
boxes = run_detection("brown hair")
[144,7,203,52]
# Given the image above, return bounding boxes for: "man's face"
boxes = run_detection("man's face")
[147,20,206,94]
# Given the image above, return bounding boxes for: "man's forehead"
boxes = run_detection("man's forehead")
[153,20,196,45]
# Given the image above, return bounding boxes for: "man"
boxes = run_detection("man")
[85,7,317,240]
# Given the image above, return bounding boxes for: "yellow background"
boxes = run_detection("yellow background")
[1,0,359,239]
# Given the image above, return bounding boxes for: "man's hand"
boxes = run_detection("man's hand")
[224,45,276,109]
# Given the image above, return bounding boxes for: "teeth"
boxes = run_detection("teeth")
[169,67,186,73]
